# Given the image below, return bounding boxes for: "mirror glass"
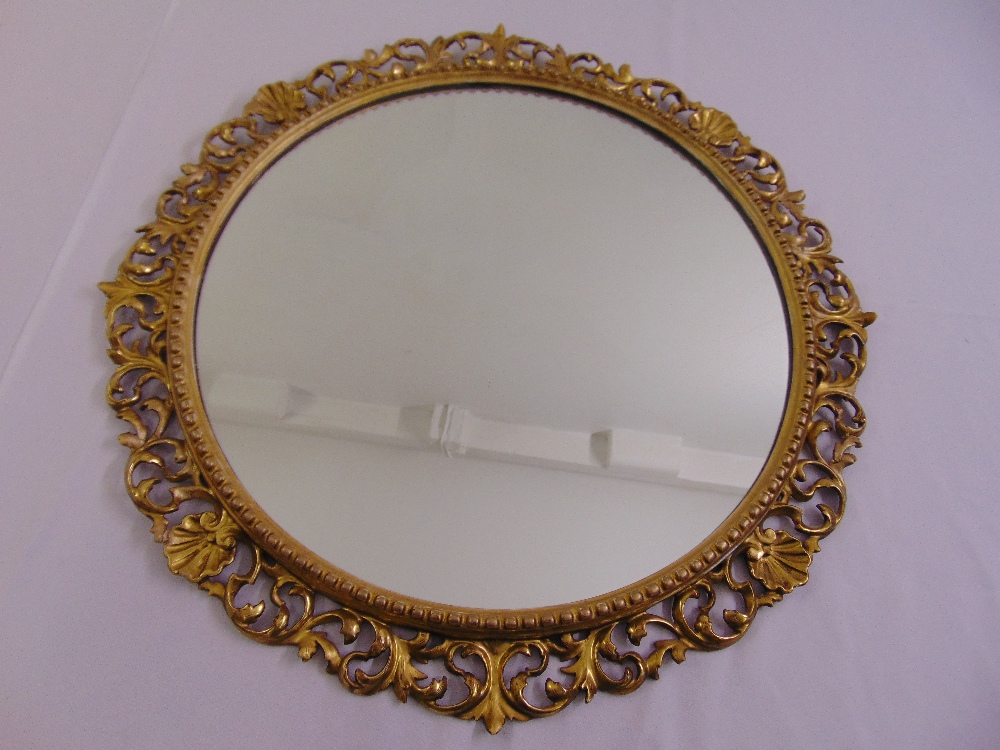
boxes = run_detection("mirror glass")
[195,88,789,610]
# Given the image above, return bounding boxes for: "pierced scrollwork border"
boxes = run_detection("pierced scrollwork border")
[101,27,874,733]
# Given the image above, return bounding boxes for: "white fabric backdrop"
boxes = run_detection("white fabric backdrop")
[2,1,998,747]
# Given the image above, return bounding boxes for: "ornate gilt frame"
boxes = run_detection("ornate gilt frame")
[101,27,873,733]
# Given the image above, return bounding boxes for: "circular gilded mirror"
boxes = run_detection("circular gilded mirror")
[102,28,873,733]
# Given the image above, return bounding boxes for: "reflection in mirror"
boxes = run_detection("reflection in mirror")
[196,89,789,610]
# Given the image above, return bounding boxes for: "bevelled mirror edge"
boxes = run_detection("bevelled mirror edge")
[100,27,874,733]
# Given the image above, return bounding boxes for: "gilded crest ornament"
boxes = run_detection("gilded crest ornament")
[101,27,873,732]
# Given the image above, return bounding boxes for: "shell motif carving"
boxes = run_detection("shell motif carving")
[101,27,872,732]
[243,82,307,124]
[688,107,740,146]
[745,528,813,594]
[165,510,239,582]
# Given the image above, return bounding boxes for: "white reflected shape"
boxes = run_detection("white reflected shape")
[196,89,789,609]
[205,373,764,492]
